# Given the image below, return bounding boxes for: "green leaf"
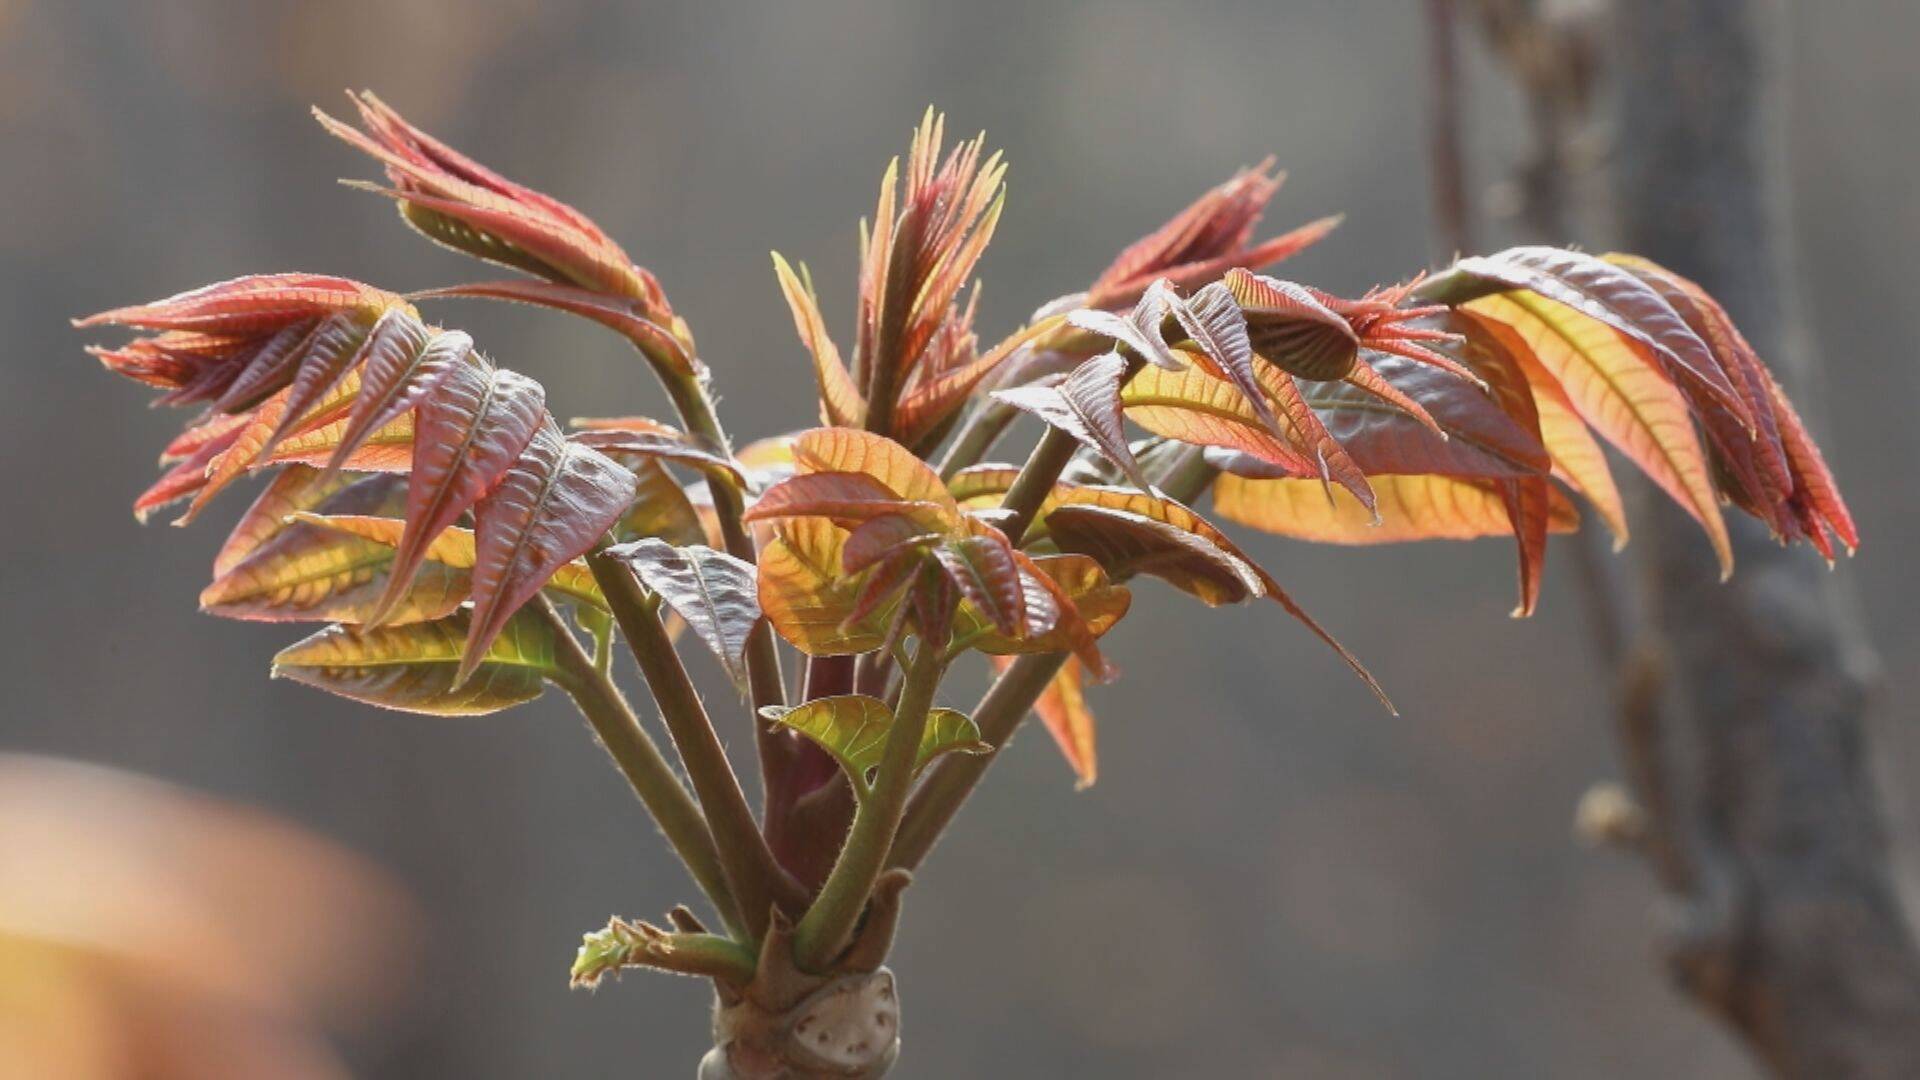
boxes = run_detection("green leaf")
[759,695,988,798]
[270,607,556,716]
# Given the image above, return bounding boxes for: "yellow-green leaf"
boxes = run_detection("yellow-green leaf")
[271,607,555,716]
[759,694,988,799]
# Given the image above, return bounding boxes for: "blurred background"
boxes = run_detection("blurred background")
[2,1,1915,1076]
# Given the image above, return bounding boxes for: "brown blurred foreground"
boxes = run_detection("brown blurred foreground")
[0,754,415,1079]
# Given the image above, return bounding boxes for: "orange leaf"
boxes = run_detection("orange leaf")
[791,427,956,514]
[773,253,865,427]
[1467,292,1732,576]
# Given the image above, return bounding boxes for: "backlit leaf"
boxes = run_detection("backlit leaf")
[289,512,605,611]
[1169,281,1284,436]
[790,427,957,514]
[1466,292,1731,575]
[773,253,865,427]
[1450,246,1750,425]
[200,476,465,625]
[271,607,555,716]
[605,538,761,685]
[992,655,1098,789]
[1122,357,1319,478]
[1039,486,1387,708]
[1460,310,1627,546]
[961,554,1131,655]
[213,465,362,578]
[759,695,987,799]
[370,360,546,624]
[465,426,636,683]
[758,519,898,655]
[1214,471,1579,543]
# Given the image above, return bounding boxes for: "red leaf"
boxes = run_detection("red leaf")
[411,280,693,375]
[744,471,944,530]
[330,317,467,470]
[370,361,546,625]
[465,426,637,683]
[931,531,1026,637]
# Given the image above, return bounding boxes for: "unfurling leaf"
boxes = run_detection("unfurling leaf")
[605,538,761,685]
[759,695,988,799]
[1169,281,1284,437]
[571,917,756,988]
[960,555,1131,657]
[1225,269,1359,381]
[464,426,636,684]
[772,253,865,427]
[1082,159,1335,310]
[271,607,556,716]
[331,319,470,469]
[317,92,660,304]
[930,531,1027,638]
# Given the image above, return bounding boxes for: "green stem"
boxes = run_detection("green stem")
[934,397,1019,481]
[542,598,743,935]
[998,425,1081,545]
[588,554,798,942]
[792,635,947,972]
[888,650,1068,871]
[656,362,790,811]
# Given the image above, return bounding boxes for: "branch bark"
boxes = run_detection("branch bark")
[1607,2,1920,1073]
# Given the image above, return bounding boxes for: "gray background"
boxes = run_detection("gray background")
[3,1,1916,1076]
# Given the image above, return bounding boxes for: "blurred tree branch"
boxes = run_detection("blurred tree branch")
[1446,1,1920,1074]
